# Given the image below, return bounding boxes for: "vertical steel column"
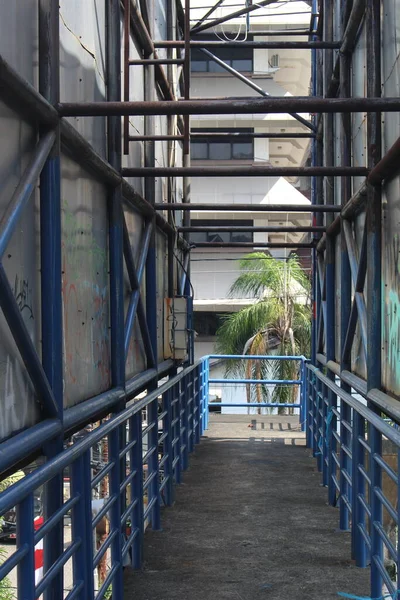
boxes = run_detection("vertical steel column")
[143,0,162,532]
[205,357,210,429]
[123,0,131,155]
[71,452,94,599]
[322,0,337,503]
[194,367,201,444]
[339,0,353,534]
[366,1,383,595]
[106,0,124,594]
[38,2,64,598]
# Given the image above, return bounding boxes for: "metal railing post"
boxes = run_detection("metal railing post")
[182,375,190,471]
[163,388,174,506]
[148,398,161,530]
[194,367,201,445]
[17,494,35,600]
[369,424,383,597]
[173,382,182,485]
[205,357,210,430]
[109,426,123,597]
[352,412,367,567]
[71,451,94,599]
[131,412,144,568]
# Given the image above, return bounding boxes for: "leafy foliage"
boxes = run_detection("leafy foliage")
[216,253,311,412]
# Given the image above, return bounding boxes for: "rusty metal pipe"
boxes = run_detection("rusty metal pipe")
[58,97,400,116]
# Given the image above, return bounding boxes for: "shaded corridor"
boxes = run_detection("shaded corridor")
[124,415,369,600]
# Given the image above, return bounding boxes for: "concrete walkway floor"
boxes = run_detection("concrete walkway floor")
[124,414,370,600]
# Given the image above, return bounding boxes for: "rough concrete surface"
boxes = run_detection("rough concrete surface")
[124,414,370,600]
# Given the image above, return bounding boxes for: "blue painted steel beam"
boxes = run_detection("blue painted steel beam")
[209,378,300,384]
[123,218,155,364]
[0,131,55,258]
[210,403,301,408]
[207,354,306,360]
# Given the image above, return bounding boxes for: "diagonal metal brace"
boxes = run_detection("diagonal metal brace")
[122,217,155,366]
[0,265,59,418]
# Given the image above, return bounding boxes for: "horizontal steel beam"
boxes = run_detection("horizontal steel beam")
[209,403,301,407]
[179,225,324,233]
[129,135,185,141]
[122,166,368,177]
[192,242,313,248]
[154,40,341,49]
[191,131,315,139]
[57,97,400,116]
[155,203,340,212]
[129,58,185,65]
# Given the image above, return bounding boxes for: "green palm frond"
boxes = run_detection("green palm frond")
[216,253,311,413]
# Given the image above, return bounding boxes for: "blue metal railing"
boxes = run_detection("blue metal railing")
[205,355,308,430]
[0,361,208,600]
[0,354,309,599]
[307,364,400,599]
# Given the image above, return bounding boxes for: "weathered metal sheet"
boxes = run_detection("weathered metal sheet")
[61,154,111,407]
[380,0,400,397]
[156,230,168,362]
[0,102,41,440]
[59,0,107,157]
[124,205,147,379]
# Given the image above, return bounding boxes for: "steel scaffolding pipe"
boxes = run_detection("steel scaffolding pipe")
[190,0,279,34]
[368,136,400,186]
[192,242,314,248]
[58,97,400,116]
[155,203,341,212]
[199,48,314,131]
[122,166,368,177]
[191,131,315,139]
[154,40,342,49]
[179,225,325,233]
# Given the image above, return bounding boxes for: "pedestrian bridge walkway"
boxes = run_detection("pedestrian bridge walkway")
[1,356,399,600]
[124,414,369,600]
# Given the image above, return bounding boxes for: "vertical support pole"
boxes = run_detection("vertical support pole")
[205,357,210,430]
[123,0,131,155]
[163,388,175,506]
[17,494,35,599]
[148,398,161,530]
[131,412,144,568]
[339,0,353,537]
[194,367,201,444]
[38,3,64,598]
[353,413,367,567]
[173,381,182,484]
[106,0,124,595]
[71,451,94,600]
[182,374,190,471]
[366,1,382,593]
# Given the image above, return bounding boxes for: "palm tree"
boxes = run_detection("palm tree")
[215,253,311,413]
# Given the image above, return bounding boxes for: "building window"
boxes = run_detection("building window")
[270,54,280,68]
[190,219,253,244]
[191,128,254,161]
[191,34,253,73]
[193,312,227,337]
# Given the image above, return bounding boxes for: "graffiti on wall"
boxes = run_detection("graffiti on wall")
[62,200,110,403]
[385,233,400,391]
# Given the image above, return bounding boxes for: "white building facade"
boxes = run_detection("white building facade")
[187,2,313,410]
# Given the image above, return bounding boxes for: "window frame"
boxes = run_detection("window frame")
[189,219,254,244]
[191,34,254,73]
[191,128,254,162]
